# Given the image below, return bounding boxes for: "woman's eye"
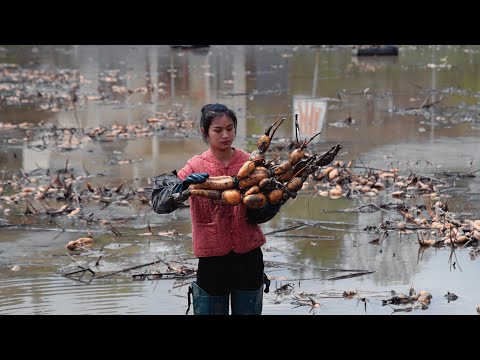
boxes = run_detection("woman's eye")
[213,127,233,132]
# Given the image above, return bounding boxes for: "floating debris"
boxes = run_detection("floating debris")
[382,286,432,309]
[291,295,321,313]
[343,290,358,298]
[444,291,458,302]
[275,282,294,295]
[66,237,94,251]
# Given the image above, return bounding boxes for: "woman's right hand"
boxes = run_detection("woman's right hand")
[173,172,209,193]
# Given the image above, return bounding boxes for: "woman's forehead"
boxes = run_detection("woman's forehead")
[211,115,234,127]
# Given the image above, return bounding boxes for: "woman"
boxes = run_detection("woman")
[152,103,280,315]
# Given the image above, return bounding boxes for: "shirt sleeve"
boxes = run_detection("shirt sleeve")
[246,203,281,224]
[151,172,183,214]
[177,162,194,181]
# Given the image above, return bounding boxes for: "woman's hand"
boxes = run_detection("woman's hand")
[173,173,210,193]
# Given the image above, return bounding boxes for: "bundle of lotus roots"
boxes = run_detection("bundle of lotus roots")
[171,115,342,209]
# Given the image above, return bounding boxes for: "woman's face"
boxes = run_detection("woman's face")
[203,114,236,151]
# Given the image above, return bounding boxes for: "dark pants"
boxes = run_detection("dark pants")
[196,247,264,296]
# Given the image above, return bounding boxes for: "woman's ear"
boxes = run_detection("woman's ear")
[200,127,207,138]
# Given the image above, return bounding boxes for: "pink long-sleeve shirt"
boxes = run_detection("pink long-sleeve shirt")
[177,148,266,257]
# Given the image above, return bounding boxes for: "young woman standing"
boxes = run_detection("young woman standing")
[152,103,280,315]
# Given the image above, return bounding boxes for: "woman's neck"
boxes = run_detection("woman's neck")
[210,147,234,167]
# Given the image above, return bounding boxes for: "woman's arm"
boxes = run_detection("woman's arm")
[246,203,281,224]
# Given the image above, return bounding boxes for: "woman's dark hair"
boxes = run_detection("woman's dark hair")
[200,103,237,143]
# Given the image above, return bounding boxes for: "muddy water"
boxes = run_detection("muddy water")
[1,45,480,315]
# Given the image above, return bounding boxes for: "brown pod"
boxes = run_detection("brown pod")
[248,150,266,166]
[243,193,267,209]
[244,185,261,196]
[189,189,222,200]
[287,177,305,192]
[189,176,235,191]
[289,148,305,165]
[66,237,94,250]
[257,136,271,154]
[266,189,284,204]
[259,177,276,189]
[283,191,297,201]
[276,169,294,182]
[221,189,242,206]
[328,168,339,180]
[256,117,285,153]
[272,160,292,176]
[236,160,256,180]
[238,167,269,189]
[275,169,295,182]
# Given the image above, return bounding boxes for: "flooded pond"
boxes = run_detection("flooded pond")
[1,45,480,315]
